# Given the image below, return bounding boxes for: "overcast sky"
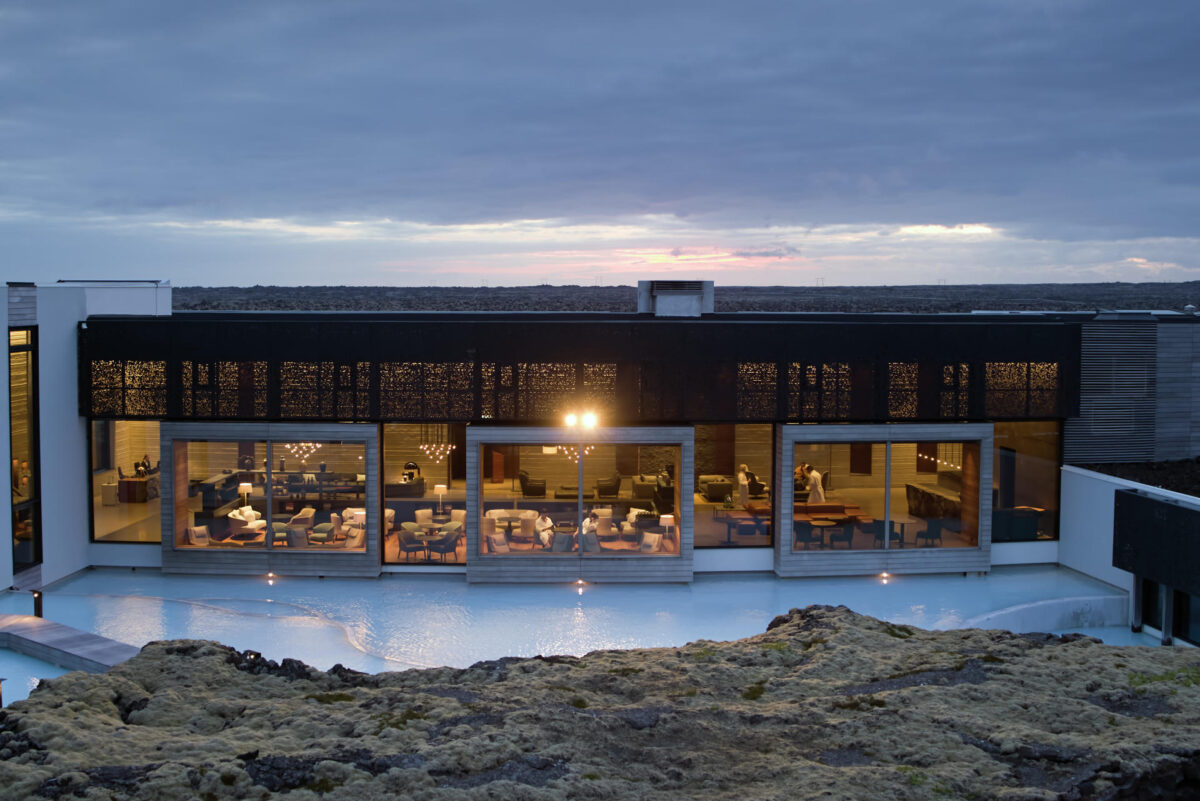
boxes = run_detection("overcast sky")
[2,1,1197,287]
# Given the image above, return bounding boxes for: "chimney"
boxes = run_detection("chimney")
[637,280,714,317]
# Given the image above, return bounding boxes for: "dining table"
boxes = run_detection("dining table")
[809,519,838,548]
[890,515,924,547]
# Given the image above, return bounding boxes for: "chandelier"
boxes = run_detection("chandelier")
[419,424,456,464]
[283,442,322,463]
[558,444,594,464]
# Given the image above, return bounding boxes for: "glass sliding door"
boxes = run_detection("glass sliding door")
[692,424,774,548]
[382,423,463,564]
[890,441,981,549]
[173,439,269,549]
[9,329,39,571]
[475,439,683,559]
[781,425,990,560]
[792,441,888,551]
[992,421,1060,541]
[90,420,162,542]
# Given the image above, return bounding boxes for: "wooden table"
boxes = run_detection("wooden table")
[810,519,837,548]
[890,515,924,547]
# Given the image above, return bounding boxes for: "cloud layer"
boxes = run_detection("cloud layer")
[1,1,1197,285]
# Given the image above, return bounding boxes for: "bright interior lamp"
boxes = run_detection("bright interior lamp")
[564,413,578,427]
[582,411,597,428]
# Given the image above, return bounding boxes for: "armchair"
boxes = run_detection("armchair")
[398,529,426,561]
[428,525,462,562]
[518,470,546,498]
[227,506,267,538]
[595,473,621,499]
[309,512,344,545]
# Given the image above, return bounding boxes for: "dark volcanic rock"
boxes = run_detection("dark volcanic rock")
[2,606,1199,800]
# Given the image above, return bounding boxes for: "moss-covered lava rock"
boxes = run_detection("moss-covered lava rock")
[1,606,1197,799]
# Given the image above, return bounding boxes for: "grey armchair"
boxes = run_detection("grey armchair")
[518,470,546,498]
[595,473,621,499]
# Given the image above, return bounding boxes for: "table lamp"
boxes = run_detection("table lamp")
[238,482,252,507]
[434,483,447,514]
[659,514,675,540]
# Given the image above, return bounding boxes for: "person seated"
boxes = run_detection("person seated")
[794,463,810,487]
[581,511,599,538]
[534,509,555,548]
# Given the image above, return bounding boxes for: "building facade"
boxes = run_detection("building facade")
[5,279,1199,589]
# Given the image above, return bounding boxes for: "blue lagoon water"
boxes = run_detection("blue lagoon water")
[0,565,1137,678]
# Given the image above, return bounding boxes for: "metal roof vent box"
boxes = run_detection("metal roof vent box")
[637,280,715,317]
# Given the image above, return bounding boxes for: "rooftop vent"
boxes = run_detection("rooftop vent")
[637,280,714,317]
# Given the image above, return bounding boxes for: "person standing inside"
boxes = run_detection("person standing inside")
[737,463,752,507]
[807,465,825,503]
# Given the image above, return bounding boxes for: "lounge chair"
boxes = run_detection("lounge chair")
[639,531,662,553]
[595,473,621,499]
[398,529,426,561]
[309,512,343,545]
[518,470,546,498]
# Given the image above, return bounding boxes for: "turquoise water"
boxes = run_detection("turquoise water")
[0,649,68,705]
[0,565,1131,677]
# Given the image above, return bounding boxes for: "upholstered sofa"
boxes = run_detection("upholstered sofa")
[631,475,658,501]
[696,475,733,503]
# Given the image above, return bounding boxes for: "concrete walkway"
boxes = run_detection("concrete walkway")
[0,614,139,673]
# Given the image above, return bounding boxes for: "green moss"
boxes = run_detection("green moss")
[304,692,354,704]
[688,646,717,661]
[570,697,589,709]
[882,622,915,639]
[760,641,789,652]
[742,682,766,700]
[607,667,643,676]
[832,696,886,711]
[684,687,698,697]
[371,707,427,733]
[1129,665,1200,689]
[582,772,601,780]
[980,654,1003,663]
[802,637,828,651]
[898,766,926,786]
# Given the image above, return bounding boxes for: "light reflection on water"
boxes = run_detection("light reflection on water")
[0,565,1130,676]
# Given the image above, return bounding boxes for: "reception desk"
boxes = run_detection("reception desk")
[119,475,160,503]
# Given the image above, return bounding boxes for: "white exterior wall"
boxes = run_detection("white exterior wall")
[35,287,90,585]
[1,291,11,588]
[35,283,170,585]
[1058,466,1149,614]
[694,548,773,573]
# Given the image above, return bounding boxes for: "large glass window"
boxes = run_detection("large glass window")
[890,441,980,549]
[173,439,268,549]
[792,442,887,551]
[172,438,367,552]
[789,438,981,551]
[694,424,774,547]
[272,440,368,551]
[477,442,681,557]
[90,421,162,542]
[381,423,464,565]
[10,329,39,570]
[992,421,1060,541]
